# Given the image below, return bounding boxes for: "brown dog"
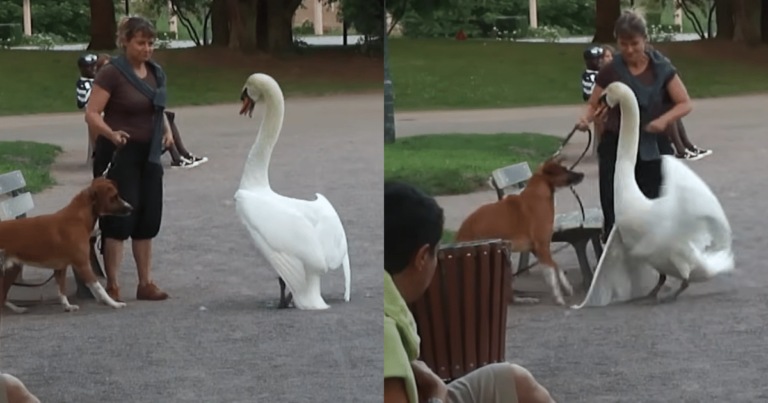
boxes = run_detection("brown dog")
[0,178,132,313]
[455,157,585,305]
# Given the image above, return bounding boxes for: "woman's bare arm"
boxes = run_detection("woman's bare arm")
[659,74,693,124]
[384,377,411,403]
[85,85,122,144]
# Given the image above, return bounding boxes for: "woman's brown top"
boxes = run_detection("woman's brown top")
[595,54,678,137]
[94,63,158,143]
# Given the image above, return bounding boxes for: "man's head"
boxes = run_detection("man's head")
[384,181,444,304]
[77,53,98,79]
[583,46,603,71]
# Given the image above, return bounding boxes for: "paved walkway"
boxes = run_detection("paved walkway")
[0,94,382,402]
[395,94,768,402]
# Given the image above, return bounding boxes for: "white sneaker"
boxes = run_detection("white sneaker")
[171,157,200,169]
[186,154,208,165]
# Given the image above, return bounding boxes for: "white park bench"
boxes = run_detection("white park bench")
[488,162,604,289]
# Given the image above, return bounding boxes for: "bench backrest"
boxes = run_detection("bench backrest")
[490,162,532,200]
[0,170,34,220]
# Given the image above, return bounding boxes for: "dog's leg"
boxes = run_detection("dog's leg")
[72,260,126,309]
[54,269,79,312]
[2,264,27,314]
[534,244,572,305]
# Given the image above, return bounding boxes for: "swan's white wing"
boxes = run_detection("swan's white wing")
[234,189,330,277]
[660,156,731,233]
[571,228,660,309]
[309,194,348,270]
[277,193,349,270]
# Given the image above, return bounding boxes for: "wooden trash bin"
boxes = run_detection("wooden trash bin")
[408,239,513,382]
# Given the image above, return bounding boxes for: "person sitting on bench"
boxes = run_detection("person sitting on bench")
[383,181,556,403]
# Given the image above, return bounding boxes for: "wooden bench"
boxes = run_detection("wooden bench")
[0,170,104,302]
[409,239,512,382]
[489,162,603,289]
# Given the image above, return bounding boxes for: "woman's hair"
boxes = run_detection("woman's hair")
[614,9,648,39]
[116,16,156,51]
[602,44,615,54]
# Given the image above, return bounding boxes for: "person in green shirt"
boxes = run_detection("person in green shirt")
[383,181,557,403]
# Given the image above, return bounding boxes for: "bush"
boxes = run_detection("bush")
[18,32,65,50]
[293,20,316,35]
[0,23,22,48]
[400,0,594,39]
[0,0,89,43]
[156,31,178,41]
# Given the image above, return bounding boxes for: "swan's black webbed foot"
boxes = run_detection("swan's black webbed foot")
[645,274,667,299]
[277,277,293,309]
[658,279,689,304]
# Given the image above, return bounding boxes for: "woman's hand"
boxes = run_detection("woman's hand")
[110,130,130,146]
[645,118,668,134]
[163,131,174,148]
[575,115,591,132]
[411,360,449,403]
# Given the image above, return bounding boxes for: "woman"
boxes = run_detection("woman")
[576,10,693,243]
[85,16,171,301]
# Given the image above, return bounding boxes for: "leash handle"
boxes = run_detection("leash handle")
[100,144,122,178]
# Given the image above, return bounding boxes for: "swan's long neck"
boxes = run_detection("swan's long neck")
[614,88,648,205]
[239,81,285,191]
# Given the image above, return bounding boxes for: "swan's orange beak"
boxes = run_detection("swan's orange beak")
[240,97,253,118]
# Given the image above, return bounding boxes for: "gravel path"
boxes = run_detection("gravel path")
[0,94,382,403]
[395,94,768,402]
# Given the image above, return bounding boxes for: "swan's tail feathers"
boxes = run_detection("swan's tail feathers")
[691,247,735,281]
[342,253,351,302]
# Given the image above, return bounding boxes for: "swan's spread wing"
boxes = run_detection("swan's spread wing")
[659,156,733,249]
[571,228,660,309]
[234,190,330,276]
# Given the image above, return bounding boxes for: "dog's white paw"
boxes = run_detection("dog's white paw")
[64,304,80,312]
[6,301,28,314]
[553,296,566,306]
[110,302,127,309]
[513,296,540,305]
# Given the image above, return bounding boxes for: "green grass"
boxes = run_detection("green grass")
[442,229,456,244]
[389,38,768,111]
[385,133,561,196]
[0,47,381,116]
[0,141,63,193]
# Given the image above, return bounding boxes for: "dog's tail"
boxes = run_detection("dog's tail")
[342,253,351,302]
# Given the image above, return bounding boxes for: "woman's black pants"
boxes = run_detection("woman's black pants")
[597,134,671,237]
[92,137,164,241]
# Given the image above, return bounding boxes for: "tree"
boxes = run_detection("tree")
[88,0,117,50]
[714,0,734,39]
[593,0,620,43]
[732,0,761,45]
[761,0,768,43]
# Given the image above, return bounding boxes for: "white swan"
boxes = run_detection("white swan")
[234,73,351,310]
[572,81,734,309]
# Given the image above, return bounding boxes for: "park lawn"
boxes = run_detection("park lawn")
[0,46,382,116]
[0,141,62,193]
[442,229,456,244]
[389,38,768,111]
[384,132,561,196]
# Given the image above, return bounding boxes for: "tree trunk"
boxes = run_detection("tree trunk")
[761,0,768,43]
[211,0,229,47]
[733,0,761,45]
[593,0,620,43]
[715,0,735,39]
[262,0,302,53]
[87,0,117,51]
